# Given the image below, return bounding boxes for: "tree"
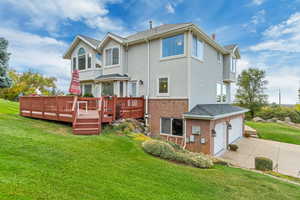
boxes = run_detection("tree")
[235,68,268,118]
[0,38,12,88]
[0,70,57,101]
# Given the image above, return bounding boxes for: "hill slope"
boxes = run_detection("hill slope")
[0,99,300,200]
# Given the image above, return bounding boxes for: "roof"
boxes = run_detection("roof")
[184,104,248,120]
[95,73,129,81]
[224,44,237,51]
[125,23,192,42]
[78,34,101,47]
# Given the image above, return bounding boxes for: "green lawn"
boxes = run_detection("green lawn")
[1,99,300,200]
[246,121,300,145]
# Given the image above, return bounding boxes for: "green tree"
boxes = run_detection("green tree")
[235,68,268,118]
[0,70,57,101]
[0,38,12,88]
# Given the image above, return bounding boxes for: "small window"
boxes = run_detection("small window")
[217,52,222,64]
[78,47,86,70]
[162,34,184,57]
[192,35,204,60]
[158,77,168,95]
[96,64,101,68]
[160,118,183,136]
[88,54,92,69]
[101,82,114,96]
[120,82,124,97]
[96,53,102,61]
[72,57,76,71]
[216,83,227,103]
[231,58,236,72]
[128,81,137,97]
[105,47,119,66]
[84,84,92,96]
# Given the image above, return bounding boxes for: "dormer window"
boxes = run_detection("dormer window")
[105,47,119,66]
[78,47,86,70]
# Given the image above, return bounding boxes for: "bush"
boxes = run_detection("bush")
[228,144,238,151]
[175,152,213,168]
[83,93,94,97]
[142,140,176,160]
[256,106,300,123]
[255,157,273,171]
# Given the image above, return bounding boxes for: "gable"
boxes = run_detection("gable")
[63,36,99,59]
[97,33,125,50]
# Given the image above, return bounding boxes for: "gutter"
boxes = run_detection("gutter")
[145,38,150,126]
[183,109,249,120]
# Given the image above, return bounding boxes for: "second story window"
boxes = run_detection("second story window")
[78,47,86,70]
[88,54,92,69]
[231,58,236,73]
[158,77,169,95]
[217,52,222,64]
[216,83,227,103]
[105,47,119,66]
[192,35,204,60]
[162,34,184,57]
[72,57,76,71]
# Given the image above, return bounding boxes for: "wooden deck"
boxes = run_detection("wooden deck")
[19,96,144,135]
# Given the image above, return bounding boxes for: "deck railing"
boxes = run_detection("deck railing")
[19,96,145,123]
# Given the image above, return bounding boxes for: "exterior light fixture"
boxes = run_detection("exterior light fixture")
[227,122,232,130]
[211,129,216,137]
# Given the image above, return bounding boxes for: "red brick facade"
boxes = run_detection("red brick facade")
[148,98,188,136]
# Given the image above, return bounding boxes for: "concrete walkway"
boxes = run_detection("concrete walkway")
[221,137,300,178]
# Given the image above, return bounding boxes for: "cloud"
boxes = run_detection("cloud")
[165,3,175,14]
[251,9,266,25]
[5,0,123,32]
[0,26,70,91]
[252,0,266,5]
[250,12,300,52]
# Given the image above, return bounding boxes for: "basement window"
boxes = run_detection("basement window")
[160,117,183,136]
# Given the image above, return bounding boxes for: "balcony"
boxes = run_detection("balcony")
[223,71,236,83]
[79,68,103,81]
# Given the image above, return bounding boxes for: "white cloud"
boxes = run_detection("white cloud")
[251,9,266,25]
[250,12,300,52]
[5,0,123,32]
[252,0,265,5]
[165,3,175,14]
[0,26,70,91]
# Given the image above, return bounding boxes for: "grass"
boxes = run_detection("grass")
[246,121,300,145]
[0,99,300,200]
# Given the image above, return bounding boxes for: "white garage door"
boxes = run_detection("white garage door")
[228,117,243,144]
[214,122,226,155]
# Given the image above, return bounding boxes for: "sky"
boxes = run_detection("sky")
[1,0,300,104]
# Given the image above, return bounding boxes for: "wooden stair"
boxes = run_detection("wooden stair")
[73,117,101,135]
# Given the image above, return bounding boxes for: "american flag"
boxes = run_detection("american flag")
[69,70,81,95]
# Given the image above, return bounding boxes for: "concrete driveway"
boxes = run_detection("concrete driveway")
[221,137,300,178]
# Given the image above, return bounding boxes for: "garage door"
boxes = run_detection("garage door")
[228,117,243,144]
[214,122,226,155]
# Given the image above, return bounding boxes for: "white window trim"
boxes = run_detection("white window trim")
[160,117,184,137]
[103,46,121,68]
[191,35,204,62]
[127,80,139,97]
[81,83,93,96]
[157,76,170,97]
[216,82,228,103]
[217,52,222,64]
[160,33,186,61]
[230,56,237,73]
[71,56,77,72]
[77,46,88,71]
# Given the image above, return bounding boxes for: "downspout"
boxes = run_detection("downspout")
[145,38,150,126]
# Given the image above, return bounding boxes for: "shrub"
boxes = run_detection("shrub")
[256,106,300,123]
[83,93,94,97]
[255,157,273,171]
[175,152,213,168]
[142,140,176,160]
[166,141,188,153]
[228,144,238,151]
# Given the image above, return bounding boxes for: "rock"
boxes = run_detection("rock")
[253,117,264,122]
[276,120,284,124]
[284,117,291,122]
[287,121,295,126]
[266,119,273,123]
[272,117,278,122]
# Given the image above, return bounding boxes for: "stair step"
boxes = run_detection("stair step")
[74,123,99,128]
[76,118,99,123]
[73,128,99,135]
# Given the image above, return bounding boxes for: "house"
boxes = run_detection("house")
[63,22,248,156]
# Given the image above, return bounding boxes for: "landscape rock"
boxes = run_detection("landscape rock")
[272,117,278,122]
[253,117,265,122]
[284,117,292,122]
[266,119,273,123]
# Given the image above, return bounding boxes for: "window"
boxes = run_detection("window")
[84,84,92,96]
[162,34,184,57]
[78,47,86,70]
[101,82,114,96]
[105,47,119,66]
[192,35,204,60]
[217,52,222,64]
[216,83,227,103]
[231,58,236,72]
[128,81,138,97]
[158,77,168,95]
[120,82,124,97]
[72,57,76,71]
[88,54,92,69]
[160,118,183,136]
[96,53,102,61]
[96,64,101,68]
